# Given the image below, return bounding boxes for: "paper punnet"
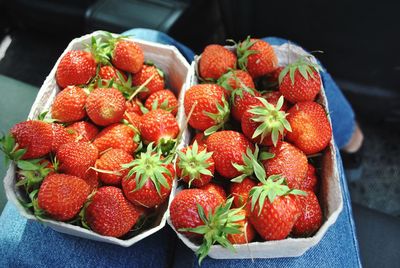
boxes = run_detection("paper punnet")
[4,31,191,247]
[167,42,344,259]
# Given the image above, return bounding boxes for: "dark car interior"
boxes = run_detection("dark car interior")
[0,0,399,267]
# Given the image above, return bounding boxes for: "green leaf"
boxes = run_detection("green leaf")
[17,160,40,171]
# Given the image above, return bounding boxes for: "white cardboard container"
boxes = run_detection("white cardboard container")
[3,31,191,247]
[167,43,344,259]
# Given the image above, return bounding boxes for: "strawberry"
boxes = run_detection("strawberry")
[286,102,332,154]
[132,64,165,100]
[176,141,214,188]
[292,190,322,237]
[56,50,97,88]
[227,209,255,244]
[84,168,100,191]
[38,174,90,221]
[205,130,254,179]
[85,186,141,237]
[139,109,179,146]
[262,141,308,189]
[98,65,126,82]
[248,175,303,240]
[51,123,76,152]
[169,188,221,236]
[237,37,277,78]
[190,132,207,147]
[231,87,261,122]
[111,39,144,74]
[86,87,126,126]
[263,91,289,111]
[93,123,138,154]
[122,144,174,208]
[123,111,141,131]
[199,182,226,205]
[299,163,318,193]
[198,44,237,80]
[9,120,53,159]
[125,98,144,115]
[66,121,99,142]
[217,69,255,94]
[51,86,88,123]
[172,196,247,264]
[184,84,229,134]
[279,57,322,103]
[95,149,134,185]
[145,89,178,115]
[241,96,291,146]
[230,177,257,208]
[56,142,98,179]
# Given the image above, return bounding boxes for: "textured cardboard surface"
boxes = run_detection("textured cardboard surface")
[166,43,344,259]
[3,31,191,247]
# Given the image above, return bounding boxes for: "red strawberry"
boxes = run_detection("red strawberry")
[241,96,291,146]
[231,87,261,122]
[123,111,142,130]
[122,144,174,208]
[190,132,207,147]
[279,57,322,103]
[145,89,178,115]
[176,141,214,188]
[170,195,248,264]
[237,37,277,78]
[286,102,332,154]
[230,177,257,208]
[263,91,289,111]
[51,123,76,152]
[10,120,53,159]
[38,174,90,221]
[85,186,141,237]
[199,44,237,80]
[84,168,100,191]
[169,188,221,236]
[133,64,165,100]
[199,182,226,205]
[299,163,318,193]
[206,130,254,179]
[292,190,322,237]
[227,209,256,244]
[86,87,126,126]
[66,121,99,142]
[95,149,134,185]
[262,141,308,189]
[98,65,126,82]
[51,86,88,123]
[93,123,138,154]
[217,69,255,94]
[111,40,144,74]
[139,109,179,145]
[56,142,98,179]
[247,175,302,240]
[184,84,229,133]
[56,50,97,88]
[125,98,144,115]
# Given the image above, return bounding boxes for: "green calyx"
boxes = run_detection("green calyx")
[203,96,230,136]
[249,96,291,147]
[249,174,306,215]
[0,134,26,165]
[177,141,213,188]
[236,36,258,71]
[278,56,323,85]
[122,143,172,196]
[179,197,245,265]
[232,144,274,183]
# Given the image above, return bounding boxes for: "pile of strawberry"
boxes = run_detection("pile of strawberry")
[1,33,181,238]
[169,37,333,263]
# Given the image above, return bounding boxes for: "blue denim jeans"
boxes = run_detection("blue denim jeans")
[0,29,361,267]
